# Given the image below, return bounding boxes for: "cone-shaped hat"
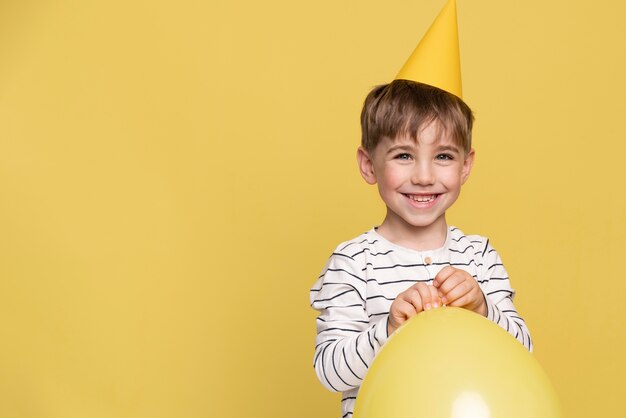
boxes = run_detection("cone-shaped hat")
[395,0,462,99]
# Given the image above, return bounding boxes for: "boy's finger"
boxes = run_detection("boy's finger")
[400,284,425,312]
[400,287,421,306]
[428,286,442,307]
[407,287,425,311]
[389,299,418,334]
[436,272,464,299]
[392,299,418,320]
[440,280,473,305]
[432,266,456,287]
[414,283,434,310]
[448,293,472,308]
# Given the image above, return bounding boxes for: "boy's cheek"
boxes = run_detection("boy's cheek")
[379,167,407,185]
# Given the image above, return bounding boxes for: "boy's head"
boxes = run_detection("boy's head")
[357,80,476,243]
[360,79,474,155]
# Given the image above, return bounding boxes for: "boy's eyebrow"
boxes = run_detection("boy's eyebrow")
[386,144,414,154]
[385,142,462,154]
[435,144,462,153]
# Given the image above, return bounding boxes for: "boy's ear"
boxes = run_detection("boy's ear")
[357,147,377,185]
[461,148,475,184]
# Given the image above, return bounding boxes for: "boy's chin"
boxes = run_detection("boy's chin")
[384,211,448,231]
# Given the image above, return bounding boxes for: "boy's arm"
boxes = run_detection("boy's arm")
[479,239,533,352]
[310,252,388,392]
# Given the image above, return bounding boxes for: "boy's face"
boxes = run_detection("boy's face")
[357,120,474,236]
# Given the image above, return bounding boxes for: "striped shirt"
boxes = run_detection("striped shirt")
[310,226,532,418]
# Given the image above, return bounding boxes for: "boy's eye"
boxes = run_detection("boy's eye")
[435,153,454,161]
[395,153,412,160]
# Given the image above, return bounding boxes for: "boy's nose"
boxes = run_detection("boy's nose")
[411,164,435,185]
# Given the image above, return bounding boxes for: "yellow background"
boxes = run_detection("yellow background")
[0,1,624,417]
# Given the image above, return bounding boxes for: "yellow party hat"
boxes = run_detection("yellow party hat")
[395,0,462,99]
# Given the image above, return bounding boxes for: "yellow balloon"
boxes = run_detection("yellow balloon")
[353,307,561,418]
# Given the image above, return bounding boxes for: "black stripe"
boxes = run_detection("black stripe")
[373,329,382,346]
[319,327,361,334]
[449,260,477,267]
[519,323,526,348]
[313,289,357,303]
[350,249,394,258]
[367,329,375,352]
[355,334,368,368]
[366,294,395,302]
[314,282,365,303]
[487,263,504,271]
[319,303,363,310]
[320,344,339,392]
[314,340,334,365]
[342,347,362,380]
[371,262,447,270]
[350,249,365,258]
[449,246,472,254]
[487,289,513,297]
[482,239,490,256]
[342,396,358,402]
[322,268,366,283]
[315,339,336,350]
[370,250,394,257]
[372,263,426,270]
[317,317,369,325]
[339,238,378,251]
[378,278,431,286]
[332,252,355,261]
[331,345,351,387]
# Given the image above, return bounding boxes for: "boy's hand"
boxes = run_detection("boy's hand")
[432,266,486,316]
[388,283,441,335]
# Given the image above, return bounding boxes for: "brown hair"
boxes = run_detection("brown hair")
[360,79,474,153]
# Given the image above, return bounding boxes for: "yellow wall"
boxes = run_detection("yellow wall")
[1,1,624,417]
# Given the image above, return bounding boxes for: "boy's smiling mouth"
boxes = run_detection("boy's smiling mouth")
[403,193,439,203]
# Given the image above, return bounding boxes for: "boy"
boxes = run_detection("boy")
[309,1,531,417]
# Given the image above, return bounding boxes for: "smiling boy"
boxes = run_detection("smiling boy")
[356,81,487,335]
[309,1,532,417]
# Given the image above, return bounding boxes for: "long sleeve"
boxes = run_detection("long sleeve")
[476,238,533,351]
[310,250,389,393]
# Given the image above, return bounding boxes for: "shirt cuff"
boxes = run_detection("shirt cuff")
[373,315,390,349]
[483,292,499,323]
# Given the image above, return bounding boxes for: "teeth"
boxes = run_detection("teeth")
[408,194,436,202]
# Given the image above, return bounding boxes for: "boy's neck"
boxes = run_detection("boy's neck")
[376,215,449,252]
